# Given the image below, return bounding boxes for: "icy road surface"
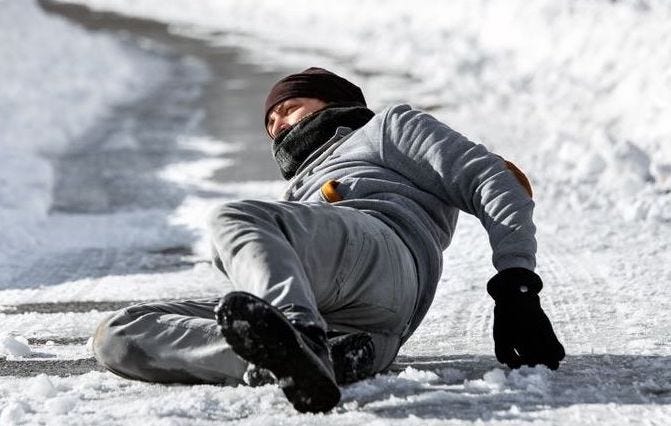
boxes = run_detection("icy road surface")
[1,0,670,424]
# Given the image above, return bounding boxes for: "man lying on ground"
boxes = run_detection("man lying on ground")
[92,67,565,413]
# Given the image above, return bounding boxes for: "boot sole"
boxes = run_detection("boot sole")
[244,332,375,386]
[216,292,340,413]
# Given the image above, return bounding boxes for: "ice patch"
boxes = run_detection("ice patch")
[0,0,169,277]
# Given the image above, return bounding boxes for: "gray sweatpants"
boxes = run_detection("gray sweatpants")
[93,200,419,384]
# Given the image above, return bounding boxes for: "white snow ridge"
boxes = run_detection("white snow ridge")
[1,0,670,424]
[0,334,32,359]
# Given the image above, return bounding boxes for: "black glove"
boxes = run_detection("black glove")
[487,268,565,370]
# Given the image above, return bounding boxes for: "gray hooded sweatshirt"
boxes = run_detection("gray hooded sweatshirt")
[283,104,537,341]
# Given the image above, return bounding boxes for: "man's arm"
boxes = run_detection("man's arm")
[375,104,565,369]
[375,104,536,271]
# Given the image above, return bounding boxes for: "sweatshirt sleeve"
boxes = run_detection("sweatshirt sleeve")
[374,104,537,271]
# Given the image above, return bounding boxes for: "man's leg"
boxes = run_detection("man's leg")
[92,298,247,384]
[93,298,376,386]
[208,200,418,374]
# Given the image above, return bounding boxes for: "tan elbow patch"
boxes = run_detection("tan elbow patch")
[504,160,533,198]
[320,179,343,203]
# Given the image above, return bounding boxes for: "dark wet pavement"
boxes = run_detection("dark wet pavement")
[0,2,289,376]
[41,0,284,216]
[0,359,103,378]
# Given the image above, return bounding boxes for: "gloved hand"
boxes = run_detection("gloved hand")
[487,267,565,370]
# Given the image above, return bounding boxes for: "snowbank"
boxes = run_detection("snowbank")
[54,0,671,222]
[0,0,166,272]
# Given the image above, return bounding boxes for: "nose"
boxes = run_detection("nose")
[271,119,289,139]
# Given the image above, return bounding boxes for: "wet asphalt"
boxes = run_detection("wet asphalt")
[2,1,288,376]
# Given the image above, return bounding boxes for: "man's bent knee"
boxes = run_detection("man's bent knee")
[207,201,263,231]
[91,307,181,382]
[92,309,143,380]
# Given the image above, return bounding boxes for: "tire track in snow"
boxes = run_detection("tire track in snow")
[0,359,102,377]
[442,218,494,356]
[533,232,671,407]
[398,216,671,416]
[538,232,643,355]
[537,249,590,348]
[401,215,494,358]
[537,237,604,353]
[1,301,162,315]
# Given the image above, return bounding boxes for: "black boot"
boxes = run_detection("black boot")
[244,331,376,387]
[215,291,340,413]
[329,331,375,384]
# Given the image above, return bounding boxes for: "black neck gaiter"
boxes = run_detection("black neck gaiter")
[271,105,375,180]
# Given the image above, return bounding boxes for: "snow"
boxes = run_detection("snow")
[397,367,440,384]
[3,368,567,424]
[0,0,169,282]
[0,334,32,358]
[29,375,58,399]
[16,343,91,361]
[0,311,110,340]
[463,368,507,393]
[0,401,28,425]
[1,0,671,424]
[52,0,671,222]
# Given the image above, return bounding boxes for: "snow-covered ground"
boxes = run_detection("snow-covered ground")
[1,0,670,424]
[0,0,170,282]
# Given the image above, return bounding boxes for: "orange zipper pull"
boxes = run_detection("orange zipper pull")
[320,179,343,202]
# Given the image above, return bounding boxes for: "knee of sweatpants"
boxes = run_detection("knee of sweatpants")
[92,308,147,379]
[207,200,260,231]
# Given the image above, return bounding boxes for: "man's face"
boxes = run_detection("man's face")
[266,97,328,140]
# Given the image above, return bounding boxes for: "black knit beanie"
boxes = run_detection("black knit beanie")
[264,67,367,127]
